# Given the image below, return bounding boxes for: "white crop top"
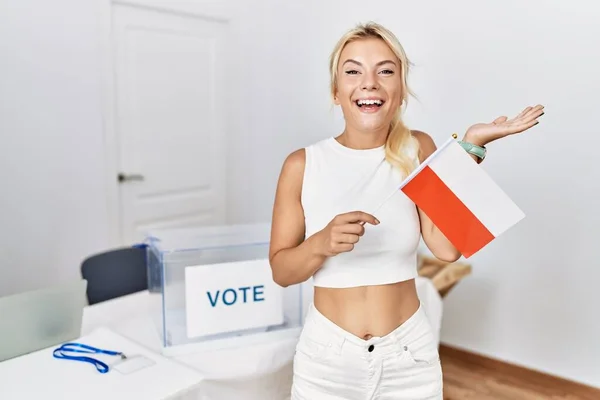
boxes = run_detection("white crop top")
[301,137,422,288]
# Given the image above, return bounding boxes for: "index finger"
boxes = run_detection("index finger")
[338,211,380,225]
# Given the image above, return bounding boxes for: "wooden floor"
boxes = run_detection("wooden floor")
[439,345,600,400]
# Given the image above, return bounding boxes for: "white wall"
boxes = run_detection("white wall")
[1,0,598,389]
[402,1,600,389]
[0,0,111,296]
[409,1,600,388]
[0,0,231,297]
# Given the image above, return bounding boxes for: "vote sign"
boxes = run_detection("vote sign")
[184,258,284,338]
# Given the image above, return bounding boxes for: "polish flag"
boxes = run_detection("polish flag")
[378,137,525,258]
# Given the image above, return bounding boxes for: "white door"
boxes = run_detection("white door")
[111,3,228,244]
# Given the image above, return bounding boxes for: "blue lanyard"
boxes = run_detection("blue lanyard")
[53,342,126,374]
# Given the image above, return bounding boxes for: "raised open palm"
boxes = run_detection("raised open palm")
[465,104,544,146]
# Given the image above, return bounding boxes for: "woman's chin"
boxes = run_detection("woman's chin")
[354,119,390,135]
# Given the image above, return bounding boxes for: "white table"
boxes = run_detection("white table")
[0,327,204,400]
[81,292,297,400]
[80,276,443,400]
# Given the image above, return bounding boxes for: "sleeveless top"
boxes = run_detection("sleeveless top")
[301,137,421,288]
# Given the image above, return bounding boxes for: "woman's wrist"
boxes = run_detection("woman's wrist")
[306,231,327,259]
[459,133,487,163]
[461,133,487,147]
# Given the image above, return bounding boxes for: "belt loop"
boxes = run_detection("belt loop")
[333,337,345,355]
[390,326,402,348]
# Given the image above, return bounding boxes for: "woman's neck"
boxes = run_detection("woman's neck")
[336,126,388,150]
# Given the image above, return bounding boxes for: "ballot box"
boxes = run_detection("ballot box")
[145,223,304,356]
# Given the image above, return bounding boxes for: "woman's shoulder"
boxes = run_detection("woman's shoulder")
[282,148,306,169]
[277,148,306,187]
[410,129,435,147]
[410,129,437,162]
[305,136,334,150]
[278,136,335,180]
[282,137,332,165]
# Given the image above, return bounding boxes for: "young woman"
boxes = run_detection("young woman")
[269,21,543,400]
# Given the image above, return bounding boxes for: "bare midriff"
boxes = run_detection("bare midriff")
[313,279,420,340]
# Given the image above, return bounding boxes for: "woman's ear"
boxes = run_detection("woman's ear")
[333,92,340,105]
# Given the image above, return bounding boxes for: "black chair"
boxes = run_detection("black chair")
[81,246,148,305]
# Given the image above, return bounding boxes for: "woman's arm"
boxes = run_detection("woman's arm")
[410,104,544,262]
[412,131,464,262]
[268,149,380,287]
[268,149,327,287]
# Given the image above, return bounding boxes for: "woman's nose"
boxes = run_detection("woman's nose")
[361,73,379,90]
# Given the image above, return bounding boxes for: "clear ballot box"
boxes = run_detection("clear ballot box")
[145,223,304,356]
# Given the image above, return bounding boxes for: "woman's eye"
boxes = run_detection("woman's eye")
[344,69,393,75]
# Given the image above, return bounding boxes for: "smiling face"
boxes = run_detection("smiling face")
[333,37,404,136]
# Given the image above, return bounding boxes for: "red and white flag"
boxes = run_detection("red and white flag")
[379,137,525,258]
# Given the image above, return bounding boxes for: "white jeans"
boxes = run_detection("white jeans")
[291,303,443,400]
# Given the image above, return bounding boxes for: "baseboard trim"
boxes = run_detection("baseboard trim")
[439,343,600,398]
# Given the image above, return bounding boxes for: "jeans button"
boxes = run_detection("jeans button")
[368,344,374,352]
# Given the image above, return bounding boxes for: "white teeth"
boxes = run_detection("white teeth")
[357,99,383,106]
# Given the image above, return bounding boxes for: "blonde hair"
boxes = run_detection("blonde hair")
[329,21,420,178]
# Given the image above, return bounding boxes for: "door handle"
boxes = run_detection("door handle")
[118,173,145,183]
